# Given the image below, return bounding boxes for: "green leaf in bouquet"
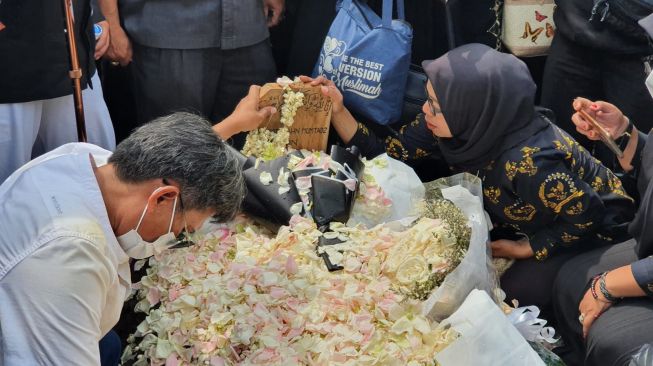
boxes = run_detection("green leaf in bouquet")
[529,341,566,366]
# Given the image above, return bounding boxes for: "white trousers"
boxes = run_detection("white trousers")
[0,73,115,183]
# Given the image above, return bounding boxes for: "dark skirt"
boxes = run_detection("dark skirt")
[552,239,653,366]
[500,250,582,324]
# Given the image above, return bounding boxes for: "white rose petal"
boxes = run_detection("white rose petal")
[277,168,290,186]
[154,339,175,359]
[125,161,466,365]
[289,202,303,215]
[395,256,430,285]
[276,76,294,87]
[390,316,413,334]
[259,171,273,185]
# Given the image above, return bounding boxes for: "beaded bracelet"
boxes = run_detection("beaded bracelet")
[590,275,600,300]
[599,271,621,303]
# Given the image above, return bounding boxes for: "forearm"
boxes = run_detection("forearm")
[212,117,242,141]
[604,264,646,298]
[331,108,359,144]
[98,0,121,26]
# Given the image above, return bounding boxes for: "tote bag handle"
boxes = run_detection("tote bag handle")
[382,0,405,27]
[340,0,405,28]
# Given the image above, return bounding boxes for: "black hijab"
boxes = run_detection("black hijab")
[422,43,549,171]
[634,14,653,258]
[633,137,653,258]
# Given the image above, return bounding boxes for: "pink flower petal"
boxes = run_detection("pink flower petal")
[269,286,288,299]
[286,326,304,339]
[227,279,242,292]
[210,357,226,366]
[209,251,224,262]
[147,287,161,306]
[198,341,217,354]
[294,176,312,190]
[229,262,249,275]
[343,179,357,192]
[165,353,180,366]
[285,256,298,275]
[214,228,231,241]
[168,288,180,302]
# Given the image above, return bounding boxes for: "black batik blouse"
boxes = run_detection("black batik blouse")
[348,115,635,261]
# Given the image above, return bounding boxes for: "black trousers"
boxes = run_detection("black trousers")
[541,34,653,148]
[500,250,581,325]
[552,239,653,366]
[130,40,277,148]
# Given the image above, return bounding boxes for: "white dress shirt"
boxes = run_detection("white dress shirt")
[0,143,130,365]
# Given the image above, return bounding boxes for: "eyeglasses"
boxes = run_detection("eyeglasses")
[425,84,441,116]
[169,193,198,249]
[170,229,196,249]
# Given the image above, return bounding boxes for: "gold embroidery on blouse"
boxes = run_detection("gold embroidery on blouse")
[414,148,429,159]
[565,202,584,215]
[561,232,580,243]
[606,172,634,202]
[410,119,420,127]
[538,172,585,213]
[535,247,549,261]
[504,202,537,221]
[553,140,572,160]
[591,176,604,192]
[562,134,578,147]
[574,222,594,230]
[577,167,585,179]
[385,137,409,160]
[484,187,501,204]
[358,123,370,136]
[505,147,540,181]
[596,233,613,242]
[554,133,581,170]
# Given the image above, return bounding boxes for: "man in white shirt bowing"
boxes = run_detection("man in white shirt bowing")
[0,86,275,365]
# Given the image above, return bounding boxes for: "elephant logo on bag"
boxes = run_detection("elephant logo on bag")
[319,36,347,75]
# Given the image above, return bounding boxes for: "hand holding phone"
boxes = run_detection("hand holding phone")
[572,98,629,158]
[577,109,624,158]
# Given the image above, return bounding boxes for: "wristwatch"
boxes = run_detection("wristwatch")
[615,117,634,149]
[621,117,634,139]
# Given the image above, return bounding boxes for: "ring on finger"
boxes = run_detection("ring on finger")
[578,313,585,323]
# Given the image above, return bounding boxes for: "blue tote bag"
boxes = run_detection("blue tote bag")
[313,0,412,125]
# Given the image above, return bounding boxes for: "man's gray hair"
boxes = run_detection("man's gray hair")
[108,112,245,222]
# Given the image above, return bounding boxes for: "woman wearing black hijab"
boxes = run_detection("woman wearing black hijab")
[552,97,653,366]
[300,43,634,318]
[551,15,653,366]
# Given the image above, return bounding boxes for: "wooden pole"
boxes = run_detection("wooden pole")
[62,0,87,142]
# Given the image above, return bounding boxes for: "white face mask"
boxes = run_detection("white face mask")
[646,71,653,99]
[116,189,179,259]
